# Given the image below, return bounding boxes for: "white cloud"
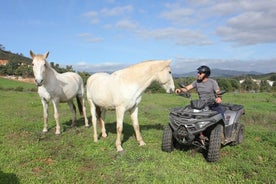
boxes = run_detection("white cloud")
[115,19,138,30]
[101,5,133,16]
[137,27,211,45]
[215,1,276,45]
[82,11,99,24]
[159,0,276,46]
[82,5,133,24]
[77,33,103,42]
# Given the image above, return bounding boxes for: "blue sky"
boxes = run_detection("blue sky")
[1,0,276,74]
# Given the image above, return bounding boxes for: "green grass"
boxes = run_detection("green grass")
[0,77,36,91]
[0,81,275,183]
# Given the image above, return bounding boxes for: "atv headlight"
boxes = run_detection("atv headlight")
[197,121,210,129]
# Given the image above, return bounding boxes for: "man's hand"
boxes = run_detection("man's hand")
[215,97,222,103]
[175,88,182,94]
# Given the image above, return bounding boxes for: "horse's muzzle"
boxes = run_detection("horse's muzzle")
[35,79,44,86]
[167,88,175,94]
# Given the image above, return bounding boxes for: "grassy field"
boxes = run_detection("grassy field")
[0,78,275,183]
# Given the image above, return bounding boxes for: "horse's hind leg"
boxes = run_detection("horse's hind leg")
[88,99,98,142]
[76,95,89,127]
[96,107,107,138]
[130,106,146,146]
[41,99,49,133]
[67,100,77,127]
[115,106,126,152]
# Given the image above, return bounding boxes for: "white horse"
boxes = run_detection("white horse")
[30,51,89,134]
[86,59,175,151]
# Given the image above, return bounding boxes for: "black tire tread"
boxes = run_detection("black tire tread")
[206,124,223,162]
[162,125,174,152]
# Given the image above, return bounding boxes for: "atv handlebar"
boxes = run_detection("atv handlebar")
[178,82,186,89]
[216,90,226,96]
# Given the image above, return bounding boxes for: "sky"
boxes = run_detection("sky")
[1,0,276,74]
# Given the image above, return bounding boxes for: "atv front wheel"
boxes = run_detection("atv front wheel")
[206,124,223,162]
[231,124,245,146]
[162,125,174,152]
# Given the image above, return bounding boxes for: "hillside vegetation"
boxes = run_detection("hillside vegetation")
[0,47,275,92]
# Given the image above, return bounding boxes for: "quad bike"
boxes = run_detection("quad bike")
[162,84,245,162]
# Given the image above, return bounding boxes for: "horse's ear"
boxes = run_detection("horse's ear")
[167,59,172,64]
[44,52,49,59]
[30,50,35,59]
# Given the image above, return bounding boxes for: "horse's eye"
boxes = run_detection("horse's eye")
[32,63,34,66]
[169,71,172,74]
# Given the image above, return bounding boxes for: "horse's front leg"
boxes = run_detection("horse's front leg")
[41,99,49,133]
[67,100,76,126]
[52,100,61,135]
[130,106,146,146]
[116,106,125,152]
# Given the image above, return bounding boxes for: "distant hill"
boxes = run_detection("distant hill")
[0,49,32,65]
[174,69,264,78]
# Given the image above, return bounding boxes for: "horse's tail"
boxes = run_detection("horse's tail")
[76,96,84,116]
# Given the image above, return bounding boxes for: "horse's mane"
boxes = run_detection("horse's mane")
[113,60,171,76]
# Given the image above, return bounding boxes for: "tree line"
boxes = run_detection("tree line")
[146,76,276,93]
[1,59,275,93]
[1,45,275,93]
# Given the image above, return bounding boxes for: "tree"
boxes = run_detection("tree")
[5,61,18,75]
[145,81,164,93]
[78,71,91,85]
[241,77,258,92]
[0,44,5,50]
[259,80,271,92]
[229,79,240,90]
[217,78,232,92]
[15,65,33,77]
[269,74,276,81]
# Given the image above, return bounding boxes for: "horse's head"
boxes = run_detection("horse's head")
[30,50,49,86]
[156,59,175,93]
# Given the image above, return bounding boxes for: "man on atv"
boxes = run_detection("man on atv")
[175,65,224,117]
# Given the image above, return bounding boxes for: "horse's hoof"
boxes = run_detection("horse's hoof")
[42,130,48,133]
[116,146,124,152]
[93,137,98,142]
[139,141,146,146]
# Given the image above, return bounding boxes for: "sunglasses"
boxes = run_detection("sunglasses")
[198,72,205,75]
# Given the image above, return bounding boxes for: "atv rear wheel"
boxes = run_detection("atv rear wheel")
[162,125,174,152]
[206,124,223,162]
[231,124,245,146]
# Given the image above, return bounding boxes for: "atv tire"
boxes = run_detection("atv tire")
[206,124,223,162]
[231,124,245,146]
[162,125,174,152]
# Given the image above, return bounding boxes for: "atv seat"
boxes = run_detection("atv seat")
[170,107,219,119]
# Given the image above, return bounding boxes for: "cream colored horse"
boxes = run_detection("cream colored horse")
[86,59,175,151]
[30,51,89,134]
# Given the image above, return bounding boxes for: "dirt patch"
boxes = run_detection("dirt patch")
[0,75,35,84]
